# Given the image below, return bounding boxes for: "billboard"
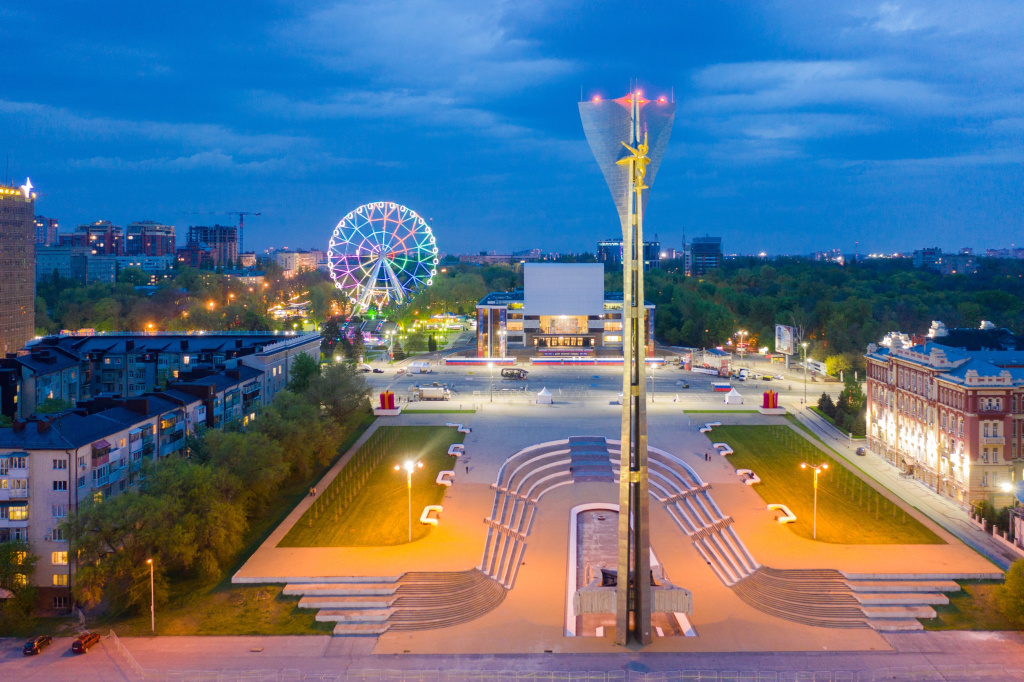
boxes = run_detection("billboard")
[775,325,796,355]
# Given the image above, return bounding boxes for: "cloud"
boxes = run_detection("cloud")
[688,60,949,114]
[0,100,309,155]
[281,0,575,96]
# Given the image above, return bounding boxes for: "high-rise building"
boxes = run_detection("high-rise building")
[60,221,125,255]
[0,180,36,356]
[186,225,238,265]
[126,221,176,256]
[34,215,58,246]
[690,236,723,276]
[596,237,661,270]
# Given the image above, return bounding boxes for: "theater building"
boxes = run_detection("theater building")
[865,322,1024,510]
[475,263,654,358]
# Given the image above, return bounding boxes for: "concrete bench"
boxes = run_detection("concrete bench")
[445,422,462,429]
[712,443,733,456]
[420,505,443,526]
[767,503,796,524]
[436,470,455,487]
[447,444,465,457]
[699,427,712,434]
[704,422,721,429]
[735,469,761,485]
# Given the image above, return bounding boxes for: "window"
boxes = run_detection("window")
[53,480,67,491]
[53,596,69,609]
[52,527,66,542]
[983,448,989,463]
[78,476,86,488]
[52,504,67,518]
[982,472,989,487]
[13,574,26,587]
[51,551,68,565]
[52,458,67,470]
[984,424,990,437]
[52,573,68,587]
[9,506,27,521]
[10,456,26,468]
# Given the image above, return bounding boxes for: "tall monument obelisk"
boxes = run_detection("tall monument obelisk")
[580,90,675,645]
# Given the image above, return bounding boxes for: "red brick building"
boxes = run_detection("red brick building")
[865,323,1024,510]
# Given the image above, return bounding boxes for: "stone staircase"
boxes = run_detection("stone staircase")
[730,568,959,631]
[287,569,506,635]
[568,436,614,482]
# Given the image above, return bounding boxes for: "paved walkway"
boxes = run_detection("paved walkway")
[790,403,1018,570]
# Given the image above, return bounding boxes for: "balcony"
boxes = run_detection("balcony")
[981,435,1005,445]
[93,473,109,488]
[9,489,29,499]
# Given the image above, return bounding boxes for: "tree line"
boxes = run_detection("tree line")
[63,357,370,616]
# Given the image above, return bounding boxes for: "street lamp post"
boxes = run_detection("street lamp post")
[146,558,155,633]
[488,361,494,403]
[800,462,829,539]
[801,342,809,405]
[394,460,424,543]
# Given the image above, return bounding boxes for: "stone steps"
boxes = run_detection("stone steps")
[853,592,949,606]
[867,618,924,632]
[846,579,960,593]
[298,595,395,610]
[316,608,393,623]
[283,583,397,597]
[332,622,390,636]
[861,605,937,620]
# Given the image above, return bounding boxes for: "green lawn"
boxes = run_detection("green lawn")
[279,426,463,547]
[716,425,943,545]
[920,581,1018,630]
[89,411,377,637]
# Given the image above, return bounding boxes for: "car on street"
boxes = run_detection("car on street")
[71,632,101,654]
[372,368,384,373]
[23,635,52,655]
[855,447,867,456]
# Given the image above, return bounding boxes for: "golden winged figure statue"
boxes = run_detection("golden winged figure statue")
[617,132,650,191]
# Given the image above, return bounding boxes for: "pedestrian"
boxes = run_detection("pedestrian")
[465,463,469,474]
[309,487,315,497]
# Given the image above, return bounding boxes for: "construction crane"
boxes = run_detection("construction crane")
[185,210,261,256]
[226,211,261,255]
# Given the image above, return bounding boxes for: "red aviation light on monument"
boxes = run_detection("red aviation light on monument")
[592,95,601,102]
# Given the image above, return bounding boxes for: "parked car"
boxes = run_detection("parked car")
[855,447,867,456]
[72,632,101,654]
[23,635,52,655]
[372,368,384,373]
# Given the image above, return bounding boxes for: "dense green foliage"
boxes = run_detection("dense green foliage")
[0,541,38,635]
[639,257,1024,369]
[816,379,868,437]
[997,560,1024,628]
[65,362,371,615]
[34,265,343,335]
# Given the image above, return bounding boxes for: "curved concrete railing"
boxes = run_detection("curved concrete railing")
[436,471,455,487]
[420,505,443,526]
[767,504,796,524]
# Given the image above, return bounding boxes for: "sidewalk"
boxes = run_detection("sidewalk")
[790,403,1017,570]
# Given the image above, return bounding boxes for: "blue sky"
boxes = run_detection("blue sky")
[2,1,1021,255]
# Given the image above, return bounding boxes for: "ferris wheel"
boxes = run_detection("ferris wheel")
[327,202,438,311]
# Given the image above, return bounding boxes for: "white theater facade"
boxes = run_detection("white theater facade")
[475,263,654,358]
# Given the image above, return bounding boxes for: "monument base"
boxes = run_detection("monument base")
[757,406,787,415]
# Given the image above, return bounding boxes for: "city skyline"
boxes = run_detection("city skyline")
[2,1,1022,255]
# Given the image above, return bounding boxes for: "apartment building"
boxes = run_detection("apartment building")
[0,391,201,609]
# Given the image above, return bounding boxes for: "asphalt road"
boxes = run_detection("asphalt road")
[3,631,1024,680]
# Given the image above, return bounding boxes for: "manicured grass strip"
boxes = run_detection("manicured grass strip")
[97,585,333,637]
[279,426,464,547]
[920,580,1016,630]
[716,425,943,545]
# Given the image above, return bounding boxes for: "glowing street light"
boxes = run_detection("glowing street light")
[394,460,424,542]
[146,558,155,632]
[800,462,829,539]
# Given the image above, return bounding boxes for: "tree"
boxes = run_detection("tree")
[117,267,150,286]
[306,362,370,423]
[825,354,852,378]
[288,353,320,393]
[35,398,74,415]
[351,328,365,361]
[818,392,836,419]
[321,317,342,357]
[428,334,438,352]
[0,541,38,635]
[997,559,1024,628]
